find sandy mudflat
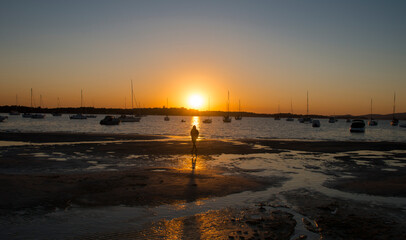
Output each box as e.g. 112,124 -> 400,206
1,132 -> 406,239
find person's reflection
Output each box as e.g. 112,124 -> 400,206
191,155 -> 197,170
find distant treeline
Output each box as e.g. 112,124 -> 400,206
1,105 -> 405,120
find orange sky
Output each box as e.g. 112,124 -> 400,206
1,1 -> 405,115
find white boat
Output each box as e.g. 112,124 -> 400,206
312,119 -> 320,128
85,115 -> 96,118
203,97 -> 213,124
368,99 -> 378,126
223,91 -> 232,123
122,80 -> 142,123
119,114 -> 141,122
0,116 -> 8,122
350,120 -> 366,133
164,98 -> 170,121
100,116 -> 120,125
391,92 -> 398,126
70,113 -> 87,119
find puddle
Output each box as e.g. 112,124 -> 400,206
384,160 -> 406,168
381,168 -> 398,172
33,152 -> 50,158
150,169 -> 168,172
51,152 -> 65,155
48,158 -> 67,162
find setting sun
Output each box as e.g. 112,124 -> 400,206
188,94 -> 204,110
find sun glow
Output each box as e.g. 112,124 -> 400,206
188,94 -> 204,110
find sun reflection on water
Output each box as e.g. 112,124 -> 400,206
191,116 -> 200,132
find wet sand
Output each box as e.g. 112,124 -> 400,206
1,132 -> 406,239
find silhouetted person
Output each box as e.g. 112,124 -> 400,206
190,125 -> 199,156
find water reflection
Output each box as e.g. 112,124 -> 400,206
191,116 -> 200,128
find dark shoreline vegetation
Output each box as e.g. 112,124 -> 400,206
1,105 -> 406,120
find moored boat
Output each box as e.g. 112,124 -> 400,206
70,113 -> 87,119
9,111 -> 20,115
203,118 -> 212,123
368,99 -> 378,126
31,113 -> 45,119
100,116 -> 120,125
312,119 -> 320,128
223,91 -> 232,123
391,92 -> 398,126
0,116 -> 8,122
118,115 -> 141,122
350,119 -> 365,133
328,117 -> 336,123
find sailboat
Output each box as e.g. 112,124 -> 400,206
203,97 -> 212,123
164,98 -> 170,121
286,98 -> 294,121
31,92 -> 45,119
10,94 -> 20,115
22,88 -> 34,118
299,91 -> 312,123
70,90 -> 87,119
368,99 -> 378,126
119,80 -> 141,122
391,92 -> 399,126
223,91 -> 232,123
235,99 -> 242,120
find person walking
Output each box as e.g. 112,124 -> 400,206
190,125 -> 199,156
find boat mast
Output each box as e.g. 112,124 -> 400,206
208,97 -> 211,117
40,95 -> 42,108
306,91 -> 309,117
30,88 -> 33,108
291,98 -> 293,114
81,89 -> 83,108
227,90 -> 230,116
57,97 -> 60,108
370,98 -> 373,120
131,80 -> 134,110
393,92 -> 396,120
239,99 -> 241,116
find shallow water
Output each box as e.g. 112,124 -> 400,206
1,149 -> 405,239
1,114 -> 406,142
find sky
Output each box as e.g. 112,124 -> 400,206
1,0 -> 405,115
